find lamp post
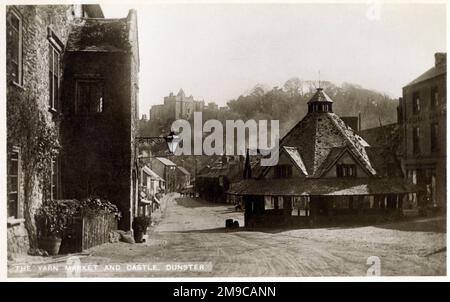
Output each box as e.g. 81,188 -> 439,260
133,131 -> 180,219
135,131 -> 180,155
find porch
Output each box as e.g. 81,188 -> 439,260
229,177 -> 417,228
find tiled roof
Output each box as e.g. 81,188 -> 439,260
359,123 -> 402,154
142,166 -> 164,181
365,147 -> 403,178
282,146 -> 308,176
156,157 -> 177,166
307,88 -> 334,103
197,168 -> 229,178
197,157 -> 243,182
277,109 -> 375,177
66,18 -> 130,52
227,177 -> 416,196
359,123 -> 404,177
177,166 -> 191,176
314,147 -> 346,176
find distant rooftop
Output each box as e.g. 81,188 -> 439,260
177,166 -> 191,176
156,157 -> 177,166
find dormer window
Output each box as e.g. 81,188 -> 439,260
275,165 -> 293,178
336,164 -> 356,177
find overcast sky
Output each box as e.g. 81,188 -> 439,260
101,2 -> 446,116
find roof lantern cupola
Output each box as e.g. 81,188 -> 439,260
307,88 -> 334,113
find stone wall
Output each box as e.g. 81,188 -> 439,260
6,5 -> 79,257
61,52 -> 133,230
7,222 -> 30,259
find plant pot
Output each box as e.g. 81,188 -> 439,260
133,231 -> 144,243
39,236 -> 62,255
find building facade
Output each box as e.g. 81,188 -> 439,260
228,88 -> 416,228
60,9 -> 140,230
6,5 -> 139,257
149,89 -> 205,121
399,53 -> 446,210
150,157 -> 177,192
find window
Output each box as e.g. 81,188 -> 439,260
48,30 -> 63,111
274,165 -> 292,178
47,156 -> 60,200
361,196 -> 375,209
264,196 -> 284,210
264,196 -> 275,210
7,9 -> 22,85
275,196 -> 284,209
333,196 -> 350,209
75,80 -> 104,114
336,164 -> 356,177
413,127 -> 420,154
291,196 -> 310,216
407,169 -> 417,185
412,92 -> 420,113
431,123 -> 439,152
430,87 -> 439,110
7,147 -> 20,218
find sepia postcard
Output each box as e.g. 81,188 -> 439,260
1,0 -> 448,282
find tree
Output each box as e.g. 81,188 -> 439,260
283,77 -> 303,96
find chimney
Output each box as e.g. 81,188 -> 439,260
435,52 -> 446,67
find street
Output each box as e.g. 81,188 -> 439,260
9,194 -> 446,277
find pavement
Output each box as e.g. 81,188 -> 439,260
8,194 -> 446,277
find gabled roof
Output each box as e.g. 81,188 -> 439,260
142,166 -> 164,181
66,17 -> 130,52
156,157 -> 177,166
177,88 -> 185,97
314,147 -> 346,176
282,146 -> 308,176
404,63 -> 446,88
177,166 -> 191,176
276,109 -> 375,177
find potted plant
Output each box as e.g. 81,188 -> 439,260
35,200 -> 76,255
132,216 -> 151,243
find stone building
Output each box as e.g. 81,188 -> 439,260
6,4 -> 139,257
398,53 -> 446,210
149,89 -> 205,121
149,157 -> 178,193
228,88 -> 416,228
60,9 -> 140,230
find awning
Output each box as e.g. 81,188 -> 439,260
227,177 -> 418,196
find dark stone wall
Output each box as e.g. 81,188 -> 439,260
402,73 -> 446,208
61,52 -> 133,230
6,5 -> 76,257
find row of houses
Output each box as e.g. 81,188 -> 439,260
6,4 -> 140,257
137,156 -> 191,215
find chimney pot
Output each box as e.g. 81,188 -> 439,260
435,52 -> 446,67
